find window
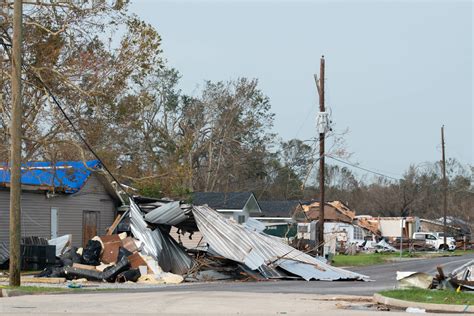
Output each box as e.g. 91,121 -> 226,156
414,234 -> 425,240
353,226 -> 364,240
426,234 -> 437,240
298,224 -> 309,233
237,215 -> 246,224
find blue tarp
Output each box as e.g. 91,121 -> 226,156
0,160 -> 100,194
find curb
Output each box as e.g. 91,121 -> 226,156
373,293 -> 473,313
0,288 -> 73,298
0,289 -> 34,298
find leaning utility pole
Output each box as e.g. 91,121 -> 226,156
9,0 -> 23,287
316,56 -> 325,257
441,126 -> 447,248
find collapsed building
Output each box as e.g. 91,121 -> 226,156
2,197 -> 369,284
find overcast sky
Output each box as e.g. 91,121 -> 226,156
130,0 -> 472,178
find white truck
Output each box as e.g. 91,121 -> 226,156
412,232 -> 456,251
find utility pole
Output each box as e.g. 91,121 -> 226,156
316,56 -> 325,257
9,0 -> 23,287
441,126 -> 447,248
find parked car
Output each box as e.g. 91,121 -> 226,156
412,232 -> 456,251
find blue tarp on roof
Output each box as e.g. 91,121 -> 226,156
0,160 -> 101,194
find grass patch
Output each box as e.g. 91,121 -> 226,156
332,249 -> 474,267
331,252 -> 415,267
380,288 -> 474,305
332,253 -> 388,266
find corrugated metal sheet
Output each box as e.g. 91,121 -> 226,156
192,205 -> 369,281
144,202 -> 189,226
129,199 -> 193,275
244,217 -> 266,233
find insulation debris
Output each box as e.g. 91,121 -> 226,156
48,234 -> 72,257
396,271 -> 433,289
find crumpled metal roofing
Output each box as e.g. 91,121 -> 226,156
450,260 -> 473,282
129,199 -> 193,275
144,201 -> 190,226
192,205 -> 369,281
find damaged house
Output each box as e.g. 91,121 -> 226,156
292,201 -> 378,253
0,160 -> 122,247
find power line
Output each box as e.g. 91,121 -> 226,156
325,155 -> 400,181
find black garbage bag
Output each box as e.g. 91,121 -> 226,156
36,266 -> 68,278
82,240 -> 102,266
102,256 -> 130,282
61,258 -> 73,267
36,266 -> 55,277
62,266 -> 103,281
60,246 -> 81,265
117,247 -> 133,262
116,268 -> 141,283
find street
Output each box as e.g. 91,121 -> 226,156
118,253 -> 474,296
0,254 -> 472,315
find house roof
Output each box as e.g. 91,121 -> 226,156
258,200 -> 301,217
299,200 -> 356,223
191,192 -> 255,210
0,160 -> 101,194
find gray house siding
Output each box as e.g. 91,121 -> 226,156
0,173 -> 116,247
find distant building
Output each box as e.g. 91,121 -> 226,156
0,160 -> 121,247
253,200 -> 300,238
191,191 -> 261,223
292,200 -> 355,223
355,216 -> 420,239
420,218 -> 465,238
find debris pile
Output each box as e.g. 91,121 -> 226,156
31,197 -> 369,284
38,232 -> 186,284
433,260 -> 473,291
396,261 -> 474,292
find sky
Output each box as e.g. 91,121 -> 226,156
129,0 -> 473,178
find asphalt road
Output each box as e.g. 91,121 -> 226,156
129,253 -> 474,296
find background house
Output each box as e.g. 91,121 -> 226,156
359,216 -> 420,239
420,218 -> 463,238
191,191 -> 261,223
253,200 -> 299,238
292,200 -> 355,223
0,160 -> 121,247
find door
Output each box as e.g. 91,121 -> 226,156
50,207 -> 58,239
83,211 -> 99,246
425,234 -> 437,247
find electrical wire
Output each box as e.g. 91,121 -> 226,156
325,155 -> 400,181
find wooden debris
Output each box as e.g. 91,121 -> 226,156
106,215 -> 122,235
72,263 -> 97,271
